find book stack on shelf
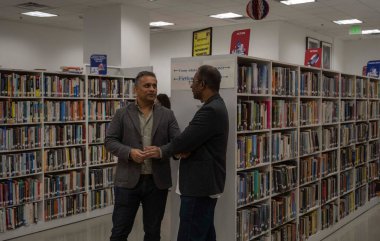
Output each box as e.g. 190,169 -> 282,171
0,69 -> 137,239
171,55 -> 380,241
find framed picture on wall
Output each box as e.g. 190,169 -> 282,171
306,37 -> 319,49
192,27 -> 212,56
321,41 -> 332,69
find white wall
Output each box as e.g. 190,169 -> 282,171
343,38 -> 380,75
0,20 -> 83,72
151,21 -> 281,95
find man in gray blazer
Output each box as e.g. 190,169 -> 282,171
145,65 -> 229,241
105,71 -> 180,241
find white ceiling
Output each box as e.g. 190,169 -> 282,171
0,0 -> 379,40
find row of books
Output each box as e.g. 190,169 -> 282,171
321,151 -> 338,176
300,72 -> 320,96
355,166 -> 367,187
237,204 -> 270,241
272,100 -> 297,128
321,203 -> 338,230
299,210 -> 318,241
369,182 -> 379,199
89,123 -> 109,144
237,99 -> 271,131
272,164 -> 297,194
322,126 -> 338,150
271,191 -> 296,228
236,134 -> 270,169
44,193 -> 87,221
341,76 -> 355,97
356,101 -> 367,121
0,126 -> 41,151
0,100 -> 42,124
44,147 -> 86,172
339,191 -> 355,219
0,73 -> 41,97
300,129 -> 319,156
0,202 -> 38,232
369,141 -> 380,160
356,78 -> 368,98
355,186 -> 366,208
123,79 -> 136,99
354,145 -> 366,166
322,101 -> 339,124
369,121 -> 379,139
368,101 -> 380,119
88,78 -> 121,98
300,100 -> 319,126
321,176 -> 338,204
0,178 -> 41,207
272,131 -> 298,162
340,101 -> 355,121
368,80 -> 379,98
44,171 -> 85,198
89,167 -> 115,190
300,156 -> 320,184
89,145 -> 116,165
272,67 -> 297,96
357,123 -> 368,142
88,100 -> 124,121
44,100 -> 85,122
299,184 -> 319,213
44,124 -> 86,147
44,76 -> 84,98
368,161 -> 380,181
237,170 -> 270,206
340,124 -> 356,146
322,75 -> 339,97
271,223 -> 296,241
0,151 -> 42,178
340,171 -> 353,194
237,64 -> 269,94
90,188 -> 114,210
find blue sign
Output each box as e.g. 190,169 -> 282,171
367,60 -> 380,78
90,54 -> 107,75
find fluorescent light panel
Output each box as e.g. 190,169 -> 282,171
209,12 -> 242,19
149,21 -> 174,27
22,11 -> 57,17
362,29 -> 380,35
280,0 -> 315,5
333,19 -> 362,25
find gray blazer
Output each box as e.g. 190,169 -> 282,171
105,103 -> 180,189
161,94 -> 229,196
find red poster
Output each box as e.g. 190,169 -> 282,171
304,48 -> 322,67
230,29 -> 250,55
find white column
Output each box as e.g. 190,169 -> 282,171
83,4 -> 150,68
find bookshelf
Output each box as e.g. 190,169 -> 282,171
170,55 -> 380,241
0,69 -> 137,239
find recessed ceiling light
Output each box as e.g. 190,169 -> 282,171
333,19 -> 362,25
149,21 -> 174,27
362,29 -> 380,35
22,11 -> 58,17
280,0 -> 315,5
209,12 -> 243,19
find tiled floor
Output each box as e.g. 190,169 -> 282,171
7,204 -> 380,241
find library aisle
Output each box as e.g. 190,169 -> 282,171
6,204 -> 380,241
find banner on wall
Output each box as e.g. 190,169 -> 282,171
230,29 -> 250,55
192,27 -> 212,56
366,60 -> 380,78
304,48 -> 322,68
90,54 -> 107,75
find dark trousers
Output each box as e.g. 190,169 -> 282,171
110,175 -> 168,241
177,196 -> 218,241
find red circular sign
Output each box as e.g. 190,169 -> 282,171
246,0 -> 270,20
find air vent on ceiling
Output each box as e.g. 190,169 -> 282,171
150,26 -> 171,32
16,2 -> 51,10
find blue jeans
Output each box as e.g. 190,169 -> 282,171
110,175 -> 168,241
177,196 -> 218,241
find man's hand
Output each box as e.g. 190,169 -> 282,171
130,148 -> 146,163
144,146 -> 161,159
